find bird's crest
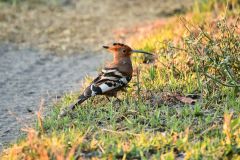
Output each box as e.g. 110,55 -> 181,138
103,43 -> 153,56
113,43 -> 125,46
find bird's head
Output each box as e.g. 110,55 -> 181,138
103,43 -> 152,58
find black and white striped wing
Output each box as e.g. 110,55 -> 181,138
83,68 -> 131,97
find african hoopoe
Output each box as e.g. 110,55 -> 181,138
59,43 -> 153,118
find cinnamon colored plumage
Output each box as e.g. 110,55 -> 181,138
59,43 -> 152,118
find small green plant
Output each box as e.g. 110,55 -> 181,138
0,0 -> 63,6
0,0 -> 20,5
149,65 -> 156,81
193,0 -> 240,13
183,18 -> 240,96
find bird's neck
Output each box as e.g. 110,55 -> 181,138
110,55 -> 133,76
113,55 -> 131,65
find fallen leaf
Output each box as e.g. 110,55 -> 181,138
175,95 -> 197,105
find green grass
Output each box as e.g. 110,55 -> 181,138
1,0 -> 240,159
0,0 -> 62,5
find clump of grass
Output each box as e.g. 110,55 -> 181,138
0,0 -> 19,4
184,18 -> 240,95
0,0 -> 64,6
2,109 -> 240,159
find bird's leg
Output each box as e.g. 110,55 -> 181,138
115,97 -> 121,103
105,96 -> 111,102
112,93 -> 122,106
112,97 -> 122,110
58,103 -> 76,119
105,92 -> 122,106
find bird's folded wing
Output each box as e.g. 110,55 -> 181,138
86,67 -> 131,96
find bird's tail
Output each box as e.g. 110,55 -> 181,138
58,94 -> 88,118
69,95 -> 88,110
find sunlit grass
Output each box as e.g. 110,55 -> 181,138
1,0 -> 240,159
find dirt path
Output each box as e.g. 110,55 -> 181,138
0,44 -> 109,150
0,0 -> 193,150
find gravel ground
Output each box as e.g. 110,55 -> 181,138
0,0 -> 193,151
0,44 -> 109,150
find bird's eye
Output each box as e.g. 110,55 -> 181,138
122,49 -> 126,53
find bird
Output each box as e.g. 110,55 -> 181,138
58,43 -> 153,118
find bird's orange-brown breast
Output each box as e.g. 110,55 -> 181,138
108,56 -> 133,77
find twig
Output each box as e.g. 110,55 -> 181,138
97,143 -> 105,154
179,17 -> 192,33
136,66 -> 141,100
204,73 -> 240,87
224,0 -> 229,18
200,125 -> 218,136
37,99 -> 45,134
8,110 -> 29,129
101,128 -> 139,136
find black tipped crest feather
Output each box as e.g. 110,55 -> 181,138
113,43 -> 125,46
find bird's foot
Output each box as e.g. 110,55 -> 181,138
112,98 -> 122,107
58,103 -> 76,119
58,108 -> 69,119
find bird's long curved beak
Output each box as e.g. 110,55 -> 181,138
131,50 -> 153,55
103,46 -> 109,49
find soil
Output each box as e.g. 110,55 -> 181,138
0,0 -> 193,151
